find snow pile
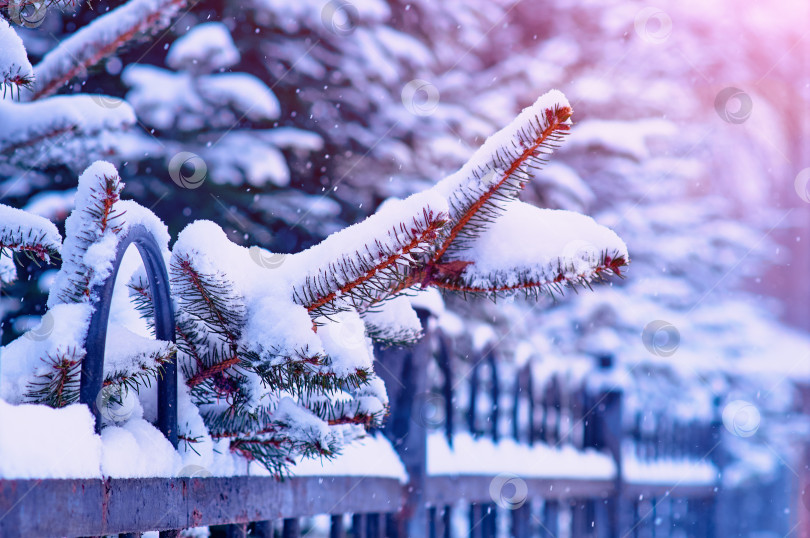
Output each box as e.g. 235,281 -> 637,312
0,17 -> 33,96
250,0 -> 391,33
166,22 -> 240,72
564,118 -> 677,161
0,96 -> 135,170
122,24 -> 296,188
294,433 -> 408,481
0,202 -> 62,260
1,162 -> 174,413
461,201 -> 628,291
623,451 -> 717,486
428,432 -> 616,480
0,400 -> 102,479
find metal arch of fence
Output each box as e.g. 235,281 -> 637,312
0,224 -> 721,538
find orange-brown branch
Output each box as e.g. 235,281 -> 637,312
31,0 -> 188,100
0,241 -> 57,261
304,210 -> 446,313
433,106 -> 572,262
0,125 -> 76,156
185,355 -> 240,388
434,255 -> 627,295
176,258 -> 239,344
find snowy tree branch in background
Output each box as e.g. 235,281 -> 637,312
0,203 -> 61,262
1,14 -> 137,172
29,0 -> 188,100
0,17 -> 33,98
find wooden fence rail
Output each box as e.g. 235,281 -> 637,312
0,222 -> 721,537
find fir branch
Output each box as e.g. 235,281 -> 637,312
25,348 -> 83,407
1,69 -> 33,101
184,352 -> 243,389
247,347 -> 372,397
178,433 -> 203,456
0,228 -> 61,264
434,251 -> 628,300
102,346 -> 176,392
0,16 -> 34,100
170,255 -> 245,345
55,170 -> 124,305
293,208 -> 447,319
127,273 -> 156,335
0,203 -> 62,263
0,124 -> 74,157
434,104 -> 573,262
29,0 -> 189,100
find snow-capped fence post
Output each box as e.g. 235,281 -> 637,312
377,307 -> 434,536
437,331 -> 455,448
590,354 -> 624,538
79,224 -> 178,446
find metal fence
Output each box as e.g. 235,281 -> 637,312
0,224 -> 721,537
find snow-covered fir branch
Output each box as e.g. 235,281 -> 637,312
0,203 -> 61,262
29,0 -> 189,100
0,18 -> 33,99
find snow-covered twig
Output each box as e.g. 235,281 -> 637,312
30,0 -> 188,100
0,203 -> 62,262
0,18 -> 33,99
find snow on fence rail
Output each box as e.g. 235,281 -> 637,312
0,219 -> 719,537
